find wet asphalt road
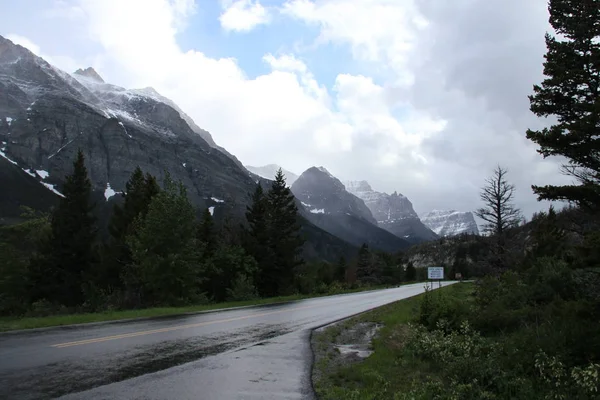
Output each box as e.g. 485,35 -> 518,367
0,282 -> 456,400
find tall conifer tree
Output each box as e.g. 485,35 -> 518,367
527,0 -> 600,211
266,168 -> 304,295
31,149 -> 96,306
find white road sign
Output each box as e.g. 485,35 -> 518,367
428,267 -> 444,280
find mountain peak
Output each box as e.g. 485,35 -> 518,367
245,164 -> 299,185
421,210 -> 479,237
73,67 -> 104,83
343,180 -> 373,192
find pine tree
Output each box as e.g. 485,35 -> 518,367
103,167 -> 160,292
405,262 -> 417,281
530,206 -> 568,260
335,256 -> 347,282
30,149 -> 96,307
266,168 -> 304,296
197,207 -> 216,257
244,183 -> 275,296
527,0 -> 600,212
356,243 -> 378,284
127,173 -> 202,306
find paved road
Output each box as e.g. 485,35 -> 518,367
0,282 -> 456,400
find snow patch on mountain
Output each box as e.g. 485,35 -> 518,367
104,183 -> 117,200
42,182 -> 64,198
421,210 -> 480,237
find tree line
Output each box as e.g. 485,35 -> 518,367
0,162 -> 419,316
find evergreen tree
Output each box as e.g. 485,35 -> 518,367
127,174 -> 202,306
356,243 -> 375,283
405,262 -> 417,281
335,256 -> 347,282
197,207 -> 216,257
244,183 -> 275,296
265,168 -> 304,296
103,167 -> 160,292
530,206 -> 568,260
30,149 -> 96,307
527,0 -> 600,212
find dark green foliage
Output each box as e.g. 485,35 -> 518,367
197,207 -> 216,256
102,167 -> 160,294
127,174 -> 203,306
244,183 -> 274,292
265,168 -> 304,295
0,242 -> 29,315
30,149 -> 97,307
405,262 -> 416,281
226,274 -> 259,302
203,244 -> 258,302
355,243 -> 384,285
0,209 -> 51,315
528,206 -> 569,261
526,0 -> 600,212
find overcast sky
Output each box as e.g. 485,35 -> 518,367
2,0 -> 571,218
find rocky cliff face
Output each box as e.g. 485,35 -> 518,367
245,164 -> 299,186
294,168 -> 375,223
0,35 -> 255,217
421,210 -> 480,237
343,180 -> 438,243
291,167 -> 409,252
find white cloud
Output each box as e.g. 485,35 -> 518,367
219,0 -> 271,32
8,0 -> 568,222
4,33 -> 79,72
5,34 -> 41,55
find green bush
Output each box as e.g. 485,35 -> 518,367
225,274 -> 259,302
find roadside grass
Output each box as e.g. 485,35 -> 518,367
313,282 -> 475,400
0,282 -> 424,333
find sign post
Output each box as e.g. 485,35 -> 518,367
427,266 -> 444,289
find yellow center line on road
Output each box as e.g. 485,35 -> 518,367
51,300 -> 345,348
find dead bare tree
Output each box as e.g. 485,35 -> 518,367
475,166 -> 522,236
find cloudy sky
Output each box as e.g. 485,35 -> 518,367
2,0 -> 570,218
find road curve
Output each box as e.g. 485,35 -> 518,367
0,282 -> 456,400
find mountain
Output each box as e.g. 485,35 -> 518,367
245,164 -> 299,186
0,35 -> 357,262
421,210 -> 480,237
291,167 -> 410,253
343,180 -> 438,243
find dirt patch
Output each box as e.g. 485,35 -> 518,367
311,320 -> 382,386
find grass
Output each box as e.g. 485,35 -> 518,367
0,282 -> 417,333
312,282 -> 475,400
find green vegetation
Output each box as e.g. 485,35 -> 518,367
313,3 -> 600,398
313,283 -> 474,400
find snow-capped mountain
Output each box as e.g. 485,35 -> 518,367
291,167 -> 409,252
421,210 -> 480,237
0,34 -> 254,214
245,164 -> 299,186
344,180 -> 438,243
